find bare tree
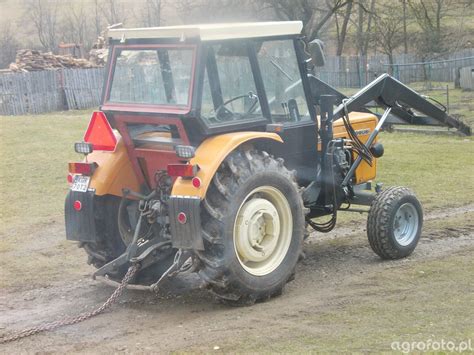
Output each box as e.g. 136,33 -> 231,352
176,0 -> 353,41
0,22 -> 20,69
138,0 -> 162,27
93,0 -> 103,37
354,0 -> 375,57
100,0 -> 127,26
61,2 -> 87,47
260,0 -> 354,41
407,0 -> 468,58
401,0 -> 408,54
306,0 -> 354,40
176,0 -> 256,23
335,0 -> 353,55
24,0 -> 60,52
374,3 -> 405,69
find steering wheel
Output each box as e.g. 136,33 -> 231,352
213,92 -> 259,121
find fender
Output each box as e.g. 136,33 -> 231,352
171,132 -> 283,199
88,138 -> 140,196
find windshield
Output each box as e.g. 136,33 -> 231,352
107,46 -> 195,108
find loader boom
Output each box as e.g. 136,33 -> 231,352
309,73 -> 471,136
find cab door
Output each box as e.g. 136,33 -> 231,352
255,38 -> 319,186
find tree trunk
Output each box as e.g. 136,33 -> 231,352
362,0 -> 376,56
336,0 -> 353,56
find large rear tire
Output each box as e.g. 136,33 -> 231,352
367,186 -> 423,260
197,148 -> 305,305
82,195 -> 126,268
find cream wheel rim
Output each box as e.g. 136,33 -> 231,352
233,186 -> 293,276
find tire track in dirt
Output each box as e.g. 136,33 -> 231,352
0,204 -> 473,352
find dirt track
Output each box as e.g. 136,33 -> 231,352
1,205 -> 473,353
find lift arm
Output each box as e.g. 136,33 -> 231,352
309,73 -> 471,136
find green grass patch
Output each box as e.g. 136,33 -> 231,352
0,111 -> 472,234
376,132 -> 473,209
190,251 -> 474,353
0,110 -> 91,232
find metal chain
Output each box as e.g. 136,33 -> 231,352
0,263 -> 140,344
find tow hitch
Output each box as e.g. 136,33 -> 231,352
93,188 -> 197,291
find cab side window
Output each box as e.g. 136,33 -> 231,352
257,40 -> 310,123
201,44 -> 262,126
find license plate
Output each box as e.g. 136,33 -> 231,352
71,175 -> 91,192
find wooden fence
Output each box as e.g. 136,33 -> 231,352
1,49 -> 473,115
0,68 -> 104,115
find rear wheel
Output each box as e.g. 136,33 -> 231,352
367,186 -> 423,259
82,195 -> 125,268
197,148 -> 305,305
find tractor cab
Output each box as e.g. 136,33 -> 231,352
100,22 -> 325,189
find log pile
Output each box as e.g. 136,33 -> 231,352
6,24 -> 123,72
9,49 -> 102,72
88,26 -> 113,66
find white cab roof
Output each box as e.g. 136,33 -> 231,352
108,21 -> 303,41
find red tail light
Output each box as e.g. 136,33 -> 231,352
192,177 -> 202,188
73,200 -> 82,211
68,162 -> 97,176
167,164 -> 198,178
177,212 -> 187,224
83,111 -> 117,151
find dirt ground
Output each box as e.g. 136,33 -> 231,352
1,204 -> 473,353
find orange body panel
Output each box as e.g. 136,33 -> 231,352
332,112 -> 378,184
85,114 -> 376,198
171,132 -> 283,199
87,138 -> 140,196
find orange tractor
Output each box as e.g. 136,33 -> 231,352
66,22 -> 470,304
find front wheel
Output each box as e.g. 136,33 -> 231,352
197,148 -> 305,305
367,186 -> 423,259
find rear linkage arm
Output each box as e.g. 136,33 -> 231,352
93,188 -> 195,291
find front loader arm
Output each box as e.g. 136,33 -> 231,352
309,73 -> 471,136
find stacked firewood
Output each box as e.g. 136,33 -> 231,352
9,49 -> 102,72
88,24 -> 122,66
88,38 -> 108,66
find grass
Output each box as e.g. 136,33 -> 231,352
209,251 -> 474,353
376,132 -> 473,209
185,212 -> 474,353
0,110 -> 472,234
0,111 -> 472,351
0,110 -> 91,233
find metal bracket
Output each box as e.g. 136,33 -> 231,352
342,107 -> 392,186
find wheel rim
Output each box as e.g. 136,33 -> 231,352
393,202 -> 419,246
233,186 -> 293,276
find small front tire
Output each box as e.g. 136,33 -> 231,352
367,186 -> 423,260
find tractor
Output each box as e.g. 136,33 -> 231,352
65,21 -> 471,305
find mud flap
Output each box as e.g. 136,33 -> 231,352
168,196 -> 204,250
65,190 -> 98,242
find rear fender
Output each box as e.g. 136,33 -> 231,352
171,132 -> 283,199
87,138 -> 140,196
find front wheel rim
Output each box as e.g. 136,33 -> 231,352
233,186 -> 293,276
393,202 -> 419,246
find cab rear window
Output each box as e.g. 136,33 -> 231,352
107,46 -> 195,108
